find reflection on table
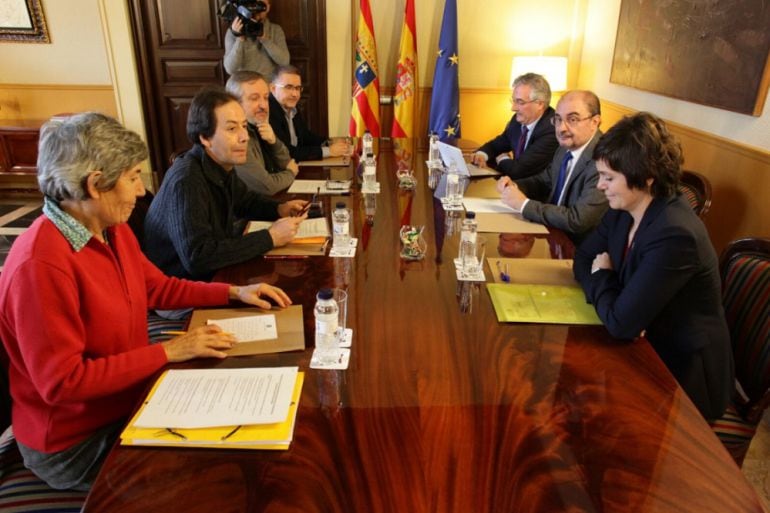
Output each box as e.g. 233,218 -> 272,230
83,140 -> 762,513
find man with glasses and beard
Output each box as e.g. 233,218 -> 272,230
496,90 -> 608,243
471,73 -> 559,179
226,71 -> 299,195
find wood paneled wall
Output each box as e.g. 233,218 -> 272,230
600,100 -> 770,255
0,85 -> 117,121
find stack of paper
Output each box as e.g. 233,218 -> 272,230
249,218 -> 330,255
189,305 -> 305,356
121,367 -> 304,450
486,283 -> 601,325
287,179 -> 351,194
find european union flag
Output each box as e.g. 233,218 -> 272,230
429,0 -> 461,142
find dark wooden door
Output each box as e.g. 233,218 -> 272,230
128,0 -> 328,181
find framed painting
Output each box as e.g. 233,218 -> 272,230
0,0 -> 50,43
610,0 -> 770,116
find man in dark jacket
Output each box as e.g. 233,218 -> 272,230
269,65 -> 351,162
472,72 -> 559,180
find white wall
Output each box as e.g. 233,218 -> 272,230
579,0 -> 770,152
0,0 -> 111,84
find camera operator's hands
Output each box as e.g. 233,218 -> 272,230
256,121 -> 277,144
231,17 -> 244,38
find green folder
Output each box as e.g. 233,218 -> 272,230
486,283 -> 602,325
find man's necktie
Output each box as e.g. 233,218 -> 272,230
515,125 -> 529,157
550,151 -> 573,205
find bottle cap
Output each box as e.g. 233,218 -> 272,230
466,211 -> 476,219
336,202 -> 346,209
317,288 -> 333,300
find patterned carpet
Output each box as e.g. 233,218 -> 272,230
0,198 -> 768,508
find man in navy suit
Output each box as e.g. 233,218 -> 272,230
269,65 -> 351,162
471,73 -> 559,179
497,90 -> 608,242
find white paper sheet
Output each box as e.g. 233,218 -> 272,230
133,367 -> 298,428
248,217 -> 330,239
207,314 -> 278,342
461,197 -> 517,214
287,179 -> 351,194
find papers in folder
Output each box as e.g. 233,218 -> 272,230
437,141 -> 500,177
189,305 -> 305,356
287,179 -> 351,194
486,283 -> 602,325
461,198 -> 549,234
121,368 -> 304,450
249,217 -> 330,255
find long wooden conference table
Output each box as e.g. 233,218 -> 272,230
84,141 -> 763,512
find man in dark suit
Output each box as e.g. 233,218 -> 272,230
471,73 -> 559,180
269,65 -> 351,162
497,90 -> 608,242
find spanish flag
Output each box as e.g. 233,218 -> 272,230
391,0 -> 417,138
349,0 -> 380,137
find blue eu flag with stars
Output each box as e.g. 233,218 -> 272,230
429,0 -> 461,142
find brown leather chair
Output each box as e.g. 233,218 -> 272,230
678,169 -> 712,219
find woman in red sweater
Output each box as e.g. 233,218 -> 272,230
0,112 -> 292,490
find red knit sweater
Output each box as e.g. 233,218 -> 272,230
0,218 -> 230,452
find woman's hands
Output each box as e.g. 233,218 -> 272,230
591,252 -> 613,274
229,283 -> 292,309
162,325 -> 236,362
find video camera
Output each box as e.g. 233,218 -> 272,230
220,0 -> 267,40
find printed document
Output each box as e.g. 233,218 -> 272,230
207,314 -> 278,342
133,367 -> 298,428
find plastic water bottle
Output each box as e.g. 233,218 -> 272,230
332,202 -> 350,247
362,130 -> 374,159
445,163 -> 462,207
459,211 -> 478,263
314,288 -> 339,352
362,155 -> 376,187
429,133 -> 440,162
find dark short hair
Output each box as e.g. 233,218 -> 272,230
187,86 -> 240,145
593,112 -> 682,198
272,64 -> 302,83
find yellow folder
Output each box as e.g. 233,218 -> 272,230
120,372 -> 304,450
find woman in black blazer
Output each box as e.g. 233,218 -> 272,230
574,112 -> 733,420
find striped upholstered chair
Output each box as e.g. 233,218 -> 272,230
0,362 -> 88,512
678,170 -> 713,219
710,237 -> 770,467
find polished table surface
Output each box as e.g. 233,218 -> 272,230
84,141 -> 763,512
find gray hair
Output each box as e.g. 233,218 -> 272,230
225,70 -> 267,100
37,112 -> 147,201
512,72 -> 552,105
